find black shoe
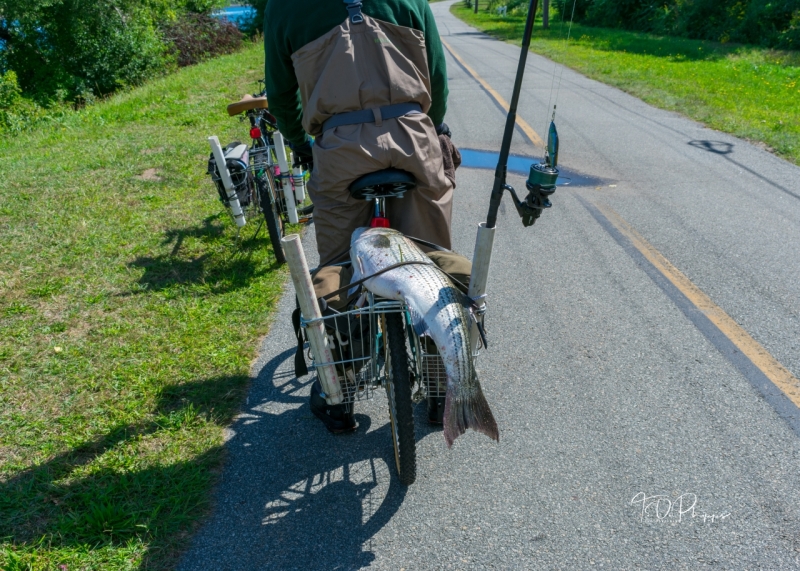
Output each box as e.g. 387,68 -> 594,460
310,380 -> 357,433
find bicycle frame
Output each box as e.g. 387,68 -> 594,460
282,177 -> 479,485
241,107 -> 301,226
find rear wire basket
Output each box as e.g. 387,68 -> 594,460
208,157 -> 252,208
301,295 -> 406,404
300,291 -> 479,405
207,143 -> 286,219
248,146 -> 272,174
420,339 -> 447,398
410,313 -> 480,401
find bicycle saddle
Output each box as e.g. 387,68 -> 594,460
227,94 -> 269,116
348,168 -> 416,200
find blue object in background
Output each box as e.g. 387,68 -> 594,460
213,5 -> 256,28
458,148 -> 603,187
459,148 -> 536,175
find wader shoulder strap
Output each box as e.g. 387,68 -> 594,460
343,0 -> 364,24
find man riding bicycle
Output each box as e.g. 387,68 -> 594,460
264,0 -> 461,433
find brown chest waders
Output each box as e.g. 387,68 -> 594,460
291,0 -> 454,272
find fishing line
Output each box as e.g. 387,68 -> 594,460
542,0 -> 579,159
542,3 -> 568,138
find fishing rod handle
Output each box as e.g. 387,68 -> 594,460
467,223 -> 496,353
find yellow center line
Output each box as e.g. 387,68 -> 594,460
441,39 -> 544,148
595,201 -> 800,406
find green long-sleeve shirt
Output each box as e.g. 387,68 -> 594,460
263,0 -> 448,146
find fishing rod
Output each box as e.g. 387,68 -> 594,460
466,0 -> 561,352
487,0 -> 558,228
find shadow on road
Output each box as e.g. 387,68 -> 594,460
178,348 -> 421,571
452,31 -> 495,38
688,139 -> 733,155
688,139 -> 800,201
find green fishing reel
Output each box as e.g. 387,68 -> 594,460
508,119 -> 560,227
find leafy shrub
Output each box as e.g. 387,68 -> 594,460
551,0 -> 800,49
779,10 -> 800,49
0,0 -> 229,107
486,0 -> 531,14
1,0 -> 171,103
0,71 -> 62,135
162,13 -> 244,67
0,71 -> 22,110
553,0 -> 593,22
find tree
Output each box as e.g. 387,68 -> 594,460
0,0 -> 226,102
552,0 -> 800,49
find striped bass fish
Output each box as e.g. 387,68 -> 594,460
350,227 -> 499,447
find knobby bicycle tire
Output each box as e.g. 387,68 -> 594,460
256,170 -> 286,264
384,312 -> 416,485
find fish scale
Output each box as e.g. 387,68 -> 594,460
350,227 -> 499,447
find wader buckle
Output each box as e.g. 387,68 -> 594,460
343,0 -> 364,24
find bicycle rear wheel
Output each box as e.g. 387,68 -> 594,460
255,169 -> 286,264
383,312 -> 416,485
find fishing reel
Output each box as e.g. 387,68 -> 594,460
508,120 -> 560,227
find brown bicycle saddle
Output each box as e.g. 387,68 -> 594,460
227,94 -> 269,116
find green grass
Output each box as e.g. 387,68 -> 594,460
0,41 -> 287,569
452,3 -> 800,165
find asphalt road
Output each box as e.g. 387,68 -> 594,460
179,2 -> 800,569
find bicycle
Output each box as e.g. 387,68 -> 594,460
289,168 -> 476,486
207,81 -> 311,263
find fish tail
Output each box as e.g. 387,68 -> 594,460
442,382 -> 499,448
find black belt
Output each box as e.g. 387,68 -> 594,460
321,102 -> 423,132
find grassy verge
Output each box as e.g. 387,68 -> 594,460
0,41 -> 285,569
452,3 -> 800,165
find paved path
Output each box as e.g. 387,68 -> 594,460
180,2 -> 800,568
